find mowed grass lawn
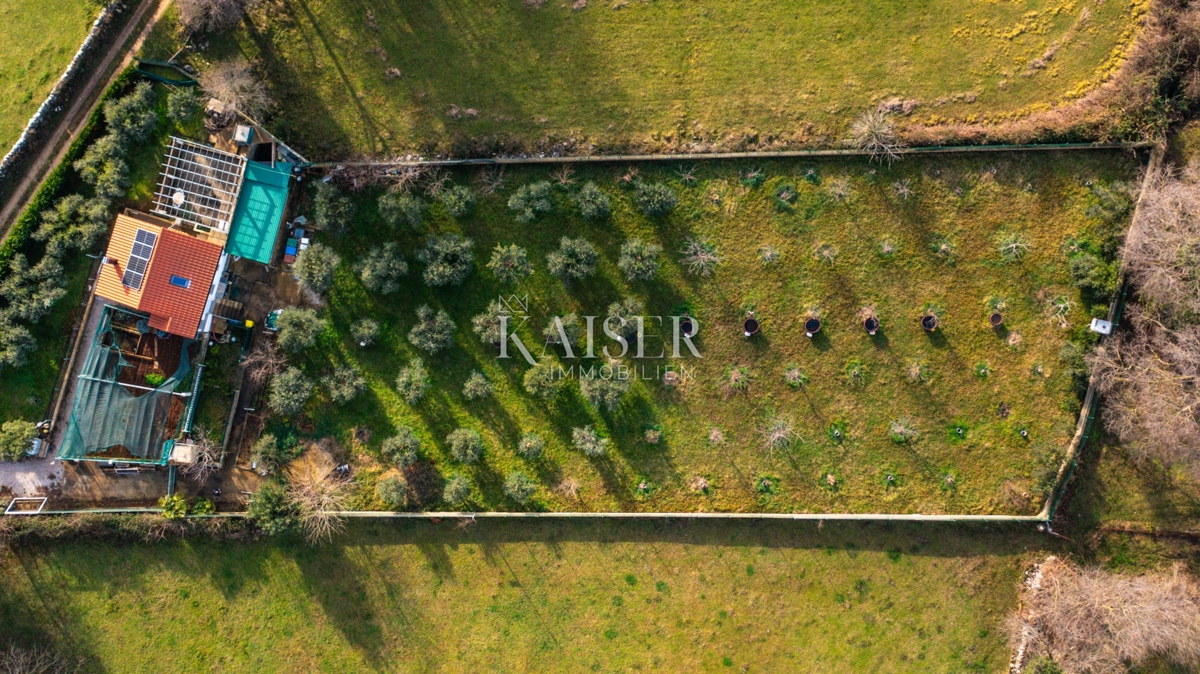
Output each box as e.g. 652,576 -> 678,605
167,0 -> 1143,157
0,520 -> 1042,672
0,0 -> 100,153
293,150 -> 1139,515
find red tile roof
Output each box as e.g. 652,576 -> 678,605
95,214 -> 223,338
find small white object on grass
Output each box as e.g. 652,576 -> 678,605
1089,318 -> 1113,335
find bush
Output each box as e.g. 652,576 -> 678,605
159,494 -> 188,519
680,238 -> 720,276
376,473 -> 409,509
573,181 -> 611,219
462,370 -> 493,400
440,184 -> 476,217
268,367 -> 313,416
408,305 -> 456,354
998,233 -> 1032,261
73,134 -> 128,200
395,358 -> 429,404
572,426 -> 608,457
443,473 -> 472,505
246,481 -> 298,536
312,181 -> 355,234
849,109 -> 902,163
504,471 -> 538,504
487,243 -> 533,284
605,297 -> 644,341
471,300 -> 509,345
382,427 -> 422,467
355,242 -> 408,293
1069,252 -> 1120,299
276,307 -> 327,353
292,243 -> 341,294
543,313 -> 581,347
523,359 -> 565,399
191,497 -> 216,515
447,428 -> 484,464
634,181 -> 677,216
580,366 -> 631,411
508,181 -> 555,222
322,364 -> 365,404
617,238 -> 662,281
167,87 -> 202,122
0,419 -> 37,461
350,318 -> 380,347
517,432 -> 544,460
417,234 -> 474,286
546,237 -> 598,282
249,433 -> 284,474
378,191 -> 423,229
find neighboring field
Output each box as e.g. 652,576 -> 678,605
144,0 -> 1144,157
290,150 -> 1139,515
0,520 -> 1040,672
0,0 -> 100,154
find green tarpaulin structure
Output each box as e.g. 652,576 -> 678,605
226,161 -> 293,264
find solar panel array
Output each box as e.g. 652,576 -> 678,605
151,137 -> 246,233
121,229 -> 157,290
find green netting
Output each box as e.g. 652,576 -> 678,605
57,306 -> 192,464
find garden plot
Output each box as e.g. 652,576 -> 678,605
278,150 -> 1140,514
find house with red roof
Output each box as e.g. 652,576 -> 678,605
94,212 -> 226,339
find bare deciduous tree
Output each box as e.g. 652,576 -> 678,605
1122,161 -> 1200,321
0,644 -> 81,674
474,166 -> 505,195
1088,305 -> 1200,480
177,0 -> 254,36
285,451 -> 348,544
1009,557 -> 1200,674
242,339 -> 284,387
849,109 -> 904,164
180,425 -> 222,484
199,59 -> 271,122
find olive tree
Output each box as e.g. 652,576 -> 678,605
408,305 -> 456,354
417,234 -> 474,286
268,367 -> 313,416
355,242 -> 408,294
546,237 -> 598,283
275,307 -> 327,353
292,243 -> 341,294
487,243 -> 533,283
617,238 -> 662,281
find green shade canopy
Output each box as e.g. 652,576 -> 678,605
227,161 -> 293,263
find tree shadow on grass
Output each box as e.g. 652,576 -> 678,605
292,541 -> 389,667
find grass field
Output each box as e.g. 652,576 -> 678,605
287,150 -> 1139,515
0,0 -> 101,154
0,519 -> 1042,673
144,0 -> 1145,158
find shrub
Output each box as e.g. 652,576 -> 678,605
508,181 -> 554,222
998,233 -> 1032,261
191,497 -> 216,515
634,181 -> 677,216
275,307 -> 326,352
546,237 -> 598,282
382,427 -> 422,467
543,313 -> 581,347
930,235 -> 957,261
487,243 -> 533,284
417,234 -> 474,286
523,359 -> 565,399
574,181 -> 611,219
159,494 -> 188,519
517,432 -> 544,460
395,358 -> 429,404
774,183 -> 797,209
322,365 -> 365,404
249,433 -> 283,474
447,428 -> 484,464
443,473 -> 472,505
268,367 -> 313,415
167,87 -> 202,122
758,245 -> 781,265
617,238 -> 662,281
472,300 -> 509,344
849,109 -> 902,163
605,297 -> 644,341
740,167 -> 765,187
378,191 -> 423,230
1069,252 -> 1119,299
572,426 -> 609,457
0,419 -> 37,461
440,184 -> 476,217
462,371 -> 493,400
311,181 -> 355,235
246,481 -> 298,536
761,416 -> 795,453
103,82 -> 157,145
408,305 -> 456,354
376,473 -> 409,509
355,242 -> 407,293
350,318 -> 380,347
292,243 -> 341,293
680,238 -> 720,276
504,471 -> 538,504
783,366 -> 809,388
889,420 -> 918,443
579,365 -> 631,411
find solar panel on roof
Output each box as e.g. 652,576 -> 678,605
121,229 -> 157,290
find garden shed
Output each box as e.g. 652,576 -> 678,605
226,160 -> 293,264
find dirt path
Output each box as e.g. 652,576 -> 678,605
0,0 -> 169,239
